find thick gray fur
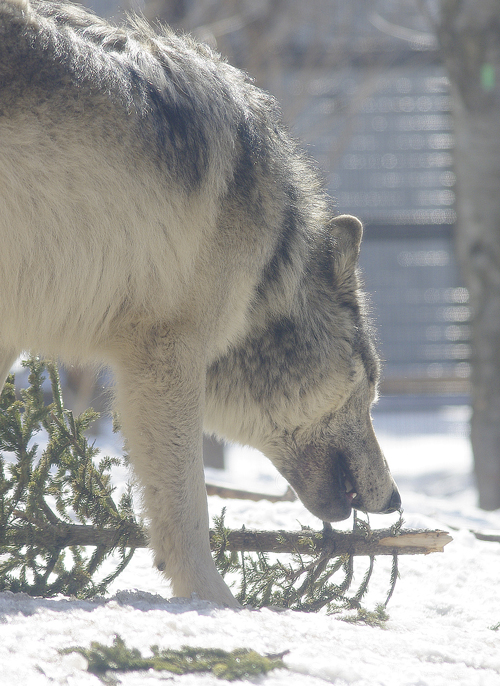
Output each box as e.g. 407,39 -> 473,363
0,0 -> 399,606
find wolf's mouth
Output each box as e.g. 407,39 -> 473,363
336,455 -> 355,495
338,457 -> 361,509
344,477 -> 357,503
282,447 -> 365,521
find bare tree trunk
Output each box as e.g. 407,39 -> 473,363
461,120 -> 500,510
456,111 -> 500,510
437,0 -> 500,509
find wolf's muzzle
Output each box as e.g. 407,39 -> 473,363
381,487 -> 402,514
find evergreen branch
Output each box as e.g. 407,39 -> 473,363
0,358 -> 140,598
48,410 -> 120,521
2,520 -> 452,555
353,556 -> 375,606
46,361 -> 64,420
208,527 -> 453,555
384,554 -> 399,607
0,356 -> 452,613
63,635 -> 286,680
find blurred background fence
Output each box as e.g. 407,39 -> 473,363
66,0 -> 474,460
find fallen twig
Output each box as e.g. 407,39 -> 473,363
472,531 -> 500,543
205,483 -> 296,503
209,527 -> 452,556
0,358 -> 453,605
443,521 -> 500,544
4,519 -> 452,556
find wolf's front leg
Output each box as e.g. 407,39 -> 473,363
111,327 -> 238,607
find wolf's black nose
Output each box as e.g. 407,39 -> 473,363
383,487 -> 401,514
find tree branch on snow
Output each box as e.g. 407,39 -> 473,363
0,358 -> 452,616
4,516 -> 452,556
205,482 -> 297,503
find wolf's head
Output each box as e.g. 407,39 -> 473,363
206,214 -> 400,522
266,376 -> 401,522
255,215 -> 400,521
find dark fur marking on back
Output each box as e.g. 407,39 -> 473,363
135,72 -> 210,189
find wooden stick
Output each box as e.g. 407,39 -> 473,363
469,530 -> 500,543
5,522 -> 452,556
205,483 -> 297,503
210,528 -> 452,556
443,521 -> 500,544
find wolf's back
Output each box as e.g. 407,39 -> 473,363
0,0 -> 30,12
0,0 -> 31,25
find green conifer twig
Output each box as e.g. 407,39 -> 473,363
63,635 -> 286,680
0,357 -> 140,598
0,357 -> 451,617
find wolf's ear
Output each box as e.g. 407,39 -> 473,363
329,214 -> 363,275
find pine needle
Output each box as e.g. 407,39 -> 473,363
63,635 -> 286,680
0,356 -> 402,618
213,511 -> 401,620
0,357 -> 140,598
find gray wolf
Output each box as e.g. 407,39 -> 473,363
0,0 -> 400,606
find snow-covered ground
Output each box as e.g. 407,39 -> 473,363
1,405 -> 500,686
